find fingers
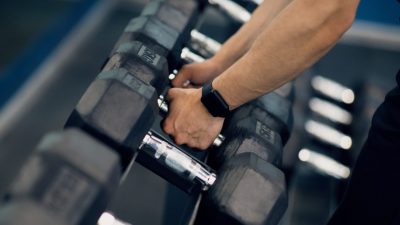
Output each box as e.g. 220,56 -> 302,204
172,65 -> 193,87
162,88 -> 223,150
164,118 -> 217,150
163,117 -> 174,135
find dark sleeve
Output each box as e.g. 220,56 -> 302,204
327,70 -> 400,225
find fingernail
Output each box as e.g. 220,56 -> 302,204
183,80 -> 190,87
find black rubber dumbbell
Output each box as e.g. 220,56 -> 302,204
196,152 -> 288,225
209,114 -> 283,170
112,0 -> 200,73
97,153 -> 288,225
227,91 -> 293,145
103,40 -> 169,93
141,0 -> 200,53
0,129 -> 121,225
92,154 -> 287,225
112,0 -> 244,73
65,67 -> 159,170
142,0 -> 222,59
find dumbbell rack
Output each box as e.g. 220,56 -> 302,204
0,1 -> 291,225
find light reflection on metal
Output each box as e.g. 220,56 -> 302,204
299,148 -> 350,179
209,0 -> 251,23
98,212 -> 131,225
305,120 -> 352,150
309,98 -> 353,125
311,76 -> 355,104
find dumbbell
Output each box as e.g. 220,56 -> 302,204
111,0 -> 247,73
140,124 -> 287,225
156,93 -> 288,225
111,0 -> 201,73
103,39 -> 209,95
138,0 -> 231,65
234,0 -> 263,8
308,97 -> 353,136
98,153 -> 287,225
298,147 -> 351,180
304,119 -> 352,151
228,91 -> 293,145
0,129 -> 121,225
98,212 -> 131,225
191,98 -> 289,225
97,155 -> 287,225
142,0 -> 225,62
310,75 -> 356,106
195,152 -> 287,225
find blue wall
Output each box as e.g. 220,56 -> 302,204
356,0 -> 400,26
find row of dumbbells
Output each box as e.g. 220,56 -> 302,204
79,0 -> 293,224
0,1 -> 293,225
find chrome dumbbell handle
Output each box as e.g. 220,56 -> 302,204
141,132 -> 217,190
181,47 -> 206,64
209,0 -> 251,23
189,30 -> 222,57
250,0 -> 263,5
98,212 -> 132,225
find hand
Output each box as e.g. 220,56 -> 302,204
172,59 -> 224,88
163,88 -> 224,150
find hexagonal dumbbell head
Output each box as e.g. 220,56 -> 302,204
104,41 -> 169,93
196,153 -> 287,225
228,92 -> 293,144
210,117 -> 283,170
2,129 -> 121,225
65,68 -> 158,169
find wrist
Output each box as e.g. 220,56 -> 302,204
212,78 -> 241,110
210,54 -> 231,74
201,81 -> 230,118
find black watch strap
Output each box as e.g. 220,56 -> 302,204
201,82 -> 230,117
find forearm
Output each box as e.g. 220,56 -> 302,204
213,0 -> 359,109
212,0 -> 292,71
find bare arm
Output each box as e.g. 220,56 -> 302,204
214,0 -> 360,109
212,0 -> 293,71
165,0 -> 360,149
173,0 -> 292,87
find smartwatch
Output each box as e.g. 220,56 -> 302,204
201,81 -> 230,117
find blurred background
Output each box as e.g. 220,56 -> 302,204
0,0 -> 399,225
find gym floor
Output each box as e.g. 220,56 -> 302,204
0,1 -> 399,225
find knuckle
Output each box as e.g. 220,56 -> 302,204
199,142 -> 209,150
163,119 -> 174,134
175,134 -> 186,145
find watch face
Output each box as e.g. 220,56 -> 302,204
201,82 -> 230,117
